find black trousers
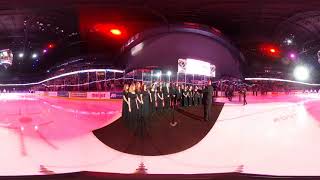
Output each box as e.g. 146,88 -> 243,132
171,96 -> 176,108
204,103 -> 212,121
243,95 -> 247,105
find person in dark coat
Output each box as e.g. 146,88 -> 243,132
157,86 -> 164,112
128,83 -> 139,129
182,85 -> 189,107
170,83 -> 177,108
149,83 -> 157,114
253,84 -> 258,96
242,86 -> 248,105
213,82 -> 218,97
141,84 -> 150,120
122,84 -> 130,127
163,82 -> 171,110
194,86 -> 200,106
136,84 -> 150,136
176,85 -> 182,107
188,86 -> 194,106
203,80 -> 213,121
136,82 -> 143,119
199,86 -> 204,105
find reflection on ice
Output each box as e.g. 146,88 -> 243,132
0,93 -> 37,101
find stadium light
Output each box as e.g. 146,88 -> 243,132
156,72 -> 161,77
110,29 -> 122,36
32,53 -> 38,59
167,71 -> 172,83
293,66 -> 309,81
290,53 -> 296,59
18,53 -> 24,58
270,48 -> 276,53
48,43 -> 55,49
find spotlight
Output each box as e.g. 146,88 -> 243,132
290,53 -> 295,58
32,53 -> 38,59
18,53 -> 24,58
270,48 -> 276,53
48,43 -> 55,48
156,72 -> 161,77
284,39 -> 293,45
43,49 -> 47,53
167,71 -> 172,76
293,66 -> 309,81
110,29 -> 122,36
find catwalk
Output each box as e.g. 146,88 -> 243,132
0,92 -> 320,176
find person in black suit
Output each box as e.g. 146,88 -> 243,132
242,86 -> 248,105
163,83 -> 171,110
182,85 -> 189,107
203,80 -> 213,121
170,83 -> 177,108
176,85 -> 182,107
157,86 -> 164,112
149,83 -> 157,114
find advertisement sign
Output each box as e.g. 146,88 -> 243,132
35,91 -> 44,95
48,92 -> 58,97
69,92 -> 87,98
87,92 -> 110,99
57,91 -> 69,97
110,92 -> 123,99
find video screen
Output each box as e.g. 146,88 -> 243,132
178,58 -> 216,77
0,49 -> 13,66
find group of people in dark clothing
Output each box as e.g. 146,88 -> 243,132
122,81 -> 214,133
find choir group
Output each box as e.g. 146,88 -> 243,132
122,81 -> 207,130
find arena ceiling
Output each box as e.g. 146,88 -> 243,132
1,0 -> 320,73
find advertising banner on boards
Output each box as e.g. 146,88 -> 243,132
69,92 -> 87,98
57,91 -> 69,97
110,92 -> 123,99
87,92 -> 110,99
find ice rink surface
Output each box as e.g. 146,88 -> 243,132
0,92 -> 320,176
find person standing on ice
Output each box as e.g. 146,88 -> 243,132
203,80 -> 213,121
242,86 -> 247,105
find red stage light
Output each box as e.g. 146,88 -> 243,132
94,24 -> 126,38
270,48 -> 276,53
259,44 -> 281,58
48,43 -> 55,48
110,29 -> 122,36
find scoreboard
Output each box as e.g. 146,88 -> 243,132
178,58 -> 216,77
0,49 -> 13,66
